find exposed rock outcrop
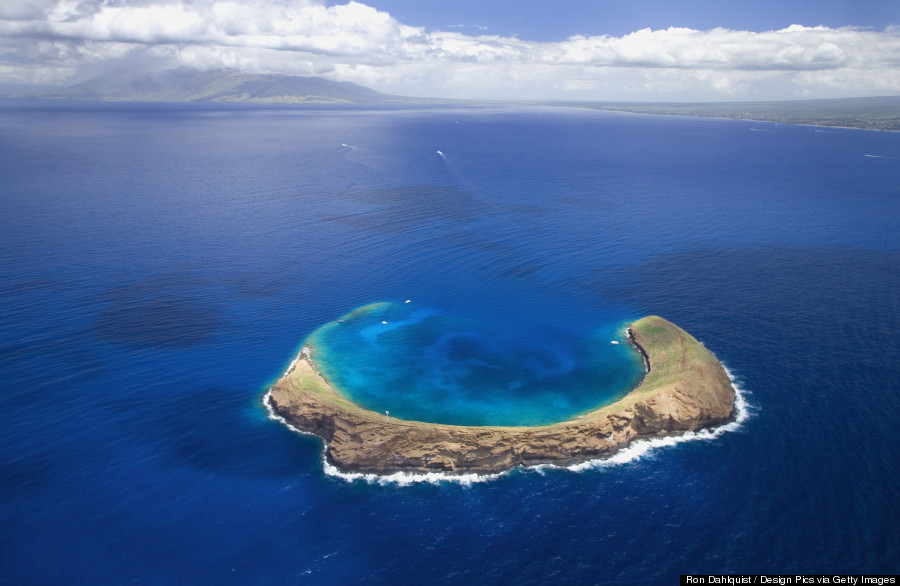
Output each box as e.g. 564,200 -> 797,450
268,315 -> 735,475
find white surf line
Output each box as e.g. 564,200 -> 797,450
321,459 -> 509,487
264,363 -> 753,487
264,385 -> 510,486
564,363 -> 752,473
264,387 -> 508,486
282,356 -> 299,377
264,389 -> 314,439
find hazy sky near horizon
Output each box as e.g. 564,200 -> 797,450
1,0 -> 899,100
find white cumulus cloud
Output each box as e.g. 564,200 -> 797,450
1,0 -> 899,100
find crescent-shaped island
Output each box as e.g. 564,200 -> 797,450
267,315 -> 736,475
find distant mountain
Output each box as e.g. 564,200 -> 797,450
22,68 -> 899,131
26,68 -> 392,104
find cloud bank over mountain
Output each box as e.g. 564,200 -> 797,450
2,0 -> 899,100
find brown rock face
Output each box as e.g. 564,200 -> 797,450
268,316 -> 735,475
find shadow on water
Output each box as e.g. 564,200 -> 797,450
0,334 -> 103,375
441,230 -> 513,253
227,261 -> 301,299
94,275 -> 224,349
96,297 -> 221,348
320,184 -> 492,234
0,460 -> 52,504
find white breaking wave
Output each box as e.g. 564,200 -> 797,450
264,363 -> 753,486
264,388 -> 508,486
322,460 -> 508,487
282,355 -> 300,377
264,389 -> 310,438
864,154 -> 896,159
565,364 -> 752,472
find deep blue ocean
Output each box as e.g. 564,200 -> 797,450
1,100 -> 898,584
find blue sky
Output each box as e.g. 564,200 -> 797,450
1,0 -> 899,101
355,0 -> 900,40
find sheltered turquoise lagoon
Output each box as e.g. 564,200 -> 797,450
305,301 -> 647,427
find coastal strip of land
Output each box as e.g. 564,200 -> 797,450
267,315 -> 736,475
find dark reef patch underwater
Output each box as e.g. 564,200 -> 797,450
0,102 -> 898,583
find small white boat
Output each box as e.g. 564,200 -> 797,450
610,340 -> 619,344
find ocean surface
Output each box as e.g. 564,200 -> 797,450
1,100 -> 898,583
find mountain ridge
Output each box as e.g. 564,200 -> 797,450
16,68 -> 899,130
23,68 -> 393,104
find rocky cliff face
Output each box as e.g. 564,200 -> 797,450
268,316 -> 735,475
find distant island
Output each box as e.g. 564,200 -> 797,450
559,97 -> 900,132
18,67 -> 394,104
14,68 -> 900,131
267,315 -> 736,475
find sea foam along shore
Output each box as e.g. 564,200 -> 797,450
263,370 -> 749,487
266,315 -> 738,479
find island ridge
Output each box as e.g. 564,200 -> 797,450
267,315 -> 736,475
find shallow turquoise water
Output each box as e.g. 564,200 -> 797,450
308,301 -> 646,426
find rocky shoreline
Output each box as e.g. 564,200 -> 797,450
267,315 -> 736,475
